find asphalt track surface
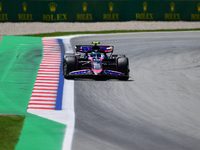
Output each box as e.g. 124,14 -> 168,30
70,32 -> 200,150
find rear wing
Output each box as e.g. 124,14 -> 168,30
75,45 -> 114,53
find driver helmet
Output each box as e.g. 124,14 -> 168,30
91,52 -> 96,57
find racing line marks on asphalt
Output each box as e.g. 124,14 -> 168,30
27,38 -> 61,110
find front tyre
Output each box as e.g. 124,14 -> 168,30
117,57 -> 129,81
63,56 -> 77,79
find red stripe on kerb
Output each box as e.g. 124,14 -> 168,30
42,42 -> 59,44
33,88 -> 58,91
40,63 -> 60,64
43,56 -> 61,57
42,58 -> 60,60
35,82 -> 58,85
27,107 -> 55,110
43,54 -> 61,58
43,53 -> 60,55
28,103 -> 55,106
42,59 -> 60,61
34,85 -> 58,87
43,44 -> 58,46
39,67 -> 60,70
36,76 -> 59,78
43,51 -> 60,52
38,70 -> 60,72
43,53 -> 60,54
40,63 -> 60,65
43,50 -> 60,51
42,59 -> 61,61
31,95 -> 57,98
40,62 -> 60,64
37,73 -> 59,76
40,60 -> 60,62
42,58 -> 61,59
39,68 -> 60,73
43,55 -> 60,56
42,58 -> 61,60
30,99 -> 56,102
39,69 -> 60,73
43,55 -> 60,57
39,66 -> 60,68
32,92 -> 57,94
42,60 -> 60,62
43,54 -> 58,55
36,78 -> 59,81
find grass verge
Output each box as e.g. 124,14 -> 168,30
23,28 -> 200,37
0,115 -> 25,150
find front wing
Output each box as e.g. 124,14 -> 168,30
65,69 -> 128,79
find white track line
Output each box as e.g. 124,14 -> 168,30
61,36 -> 79,150
62,80 -> 74,150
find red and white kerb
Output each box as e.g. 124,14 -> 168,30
27,38 -> 61,110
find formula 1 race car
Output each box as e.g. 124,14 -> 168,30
62,42 -> 129,80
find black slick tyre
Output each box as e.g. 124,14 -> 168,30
63,56 -> 77,79
117,57 -> 129,81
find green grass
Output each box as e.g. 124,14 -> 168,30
23,28 -> 200,37
0,115 -> 25,150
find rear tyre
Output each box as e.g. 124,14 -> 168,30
117,57 -> 129,81
63,56 -> 77,79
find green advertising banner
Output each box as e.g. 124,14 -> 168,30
0,0 -> 200,22
41,1 -> 70,22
